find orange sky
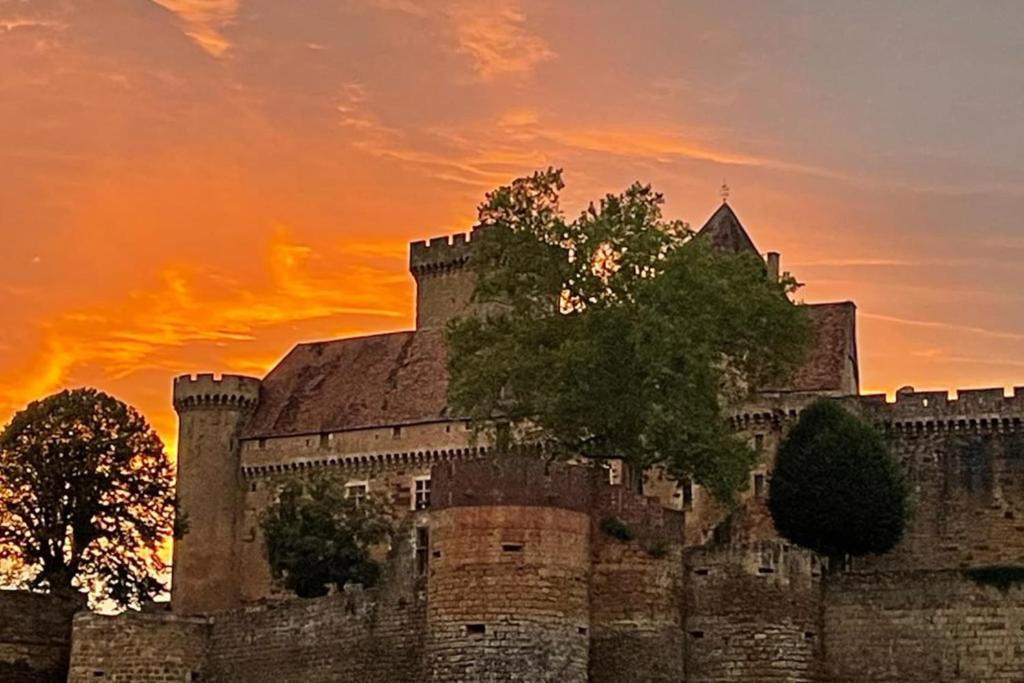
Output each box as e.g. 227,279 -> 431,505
3,1 -> 1024,453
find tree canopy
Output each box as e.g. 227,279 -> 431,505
260,478 -> 393,598
0,388 -> 175,608
446,169 -> 812,500
768,399 -> 909,558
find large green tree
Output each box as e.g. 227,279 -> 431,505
446,169 -> 812,500
260,478 -> 394,598
0,388 -> 175,608
768,399 -> 909,559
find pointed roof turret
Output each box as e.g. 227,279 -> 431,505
695,203 -> 760,257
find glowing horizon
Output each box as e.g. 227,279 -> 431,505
3,1 -> 1024,453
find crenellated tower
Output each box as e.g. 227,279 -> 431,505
171,373 -> 261,614
409,230 -> 478,330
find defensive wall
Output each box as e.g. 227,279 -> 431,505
19,386 -> 1024,682
0,591 -> 79,683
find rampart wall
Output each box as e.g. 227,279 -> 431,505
67,589 -> 426,683
68,610 -> 208,683
683,542 -> 823,682
823,569 -> 1024,682
0,591 -> 79,683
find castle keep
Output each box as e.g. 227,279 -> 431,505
5,203 -> 1024,682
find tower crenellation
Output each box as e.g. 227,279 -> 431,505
409,230 -> 480,329
172,373 -> 261,411
408,231 -> 474,276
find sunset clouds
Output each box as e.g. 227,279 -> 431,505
2,1 -> 1024,452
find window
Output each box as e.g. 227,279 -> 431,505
681,479 -> 694,510
413,476 -> 431,510
345,481 -> 368,505
415,527 -> 430,576
754,473 -> 766,498
392,426 -> 403,439
258,438 -> 266,449
754,433 -> 765,451
319,432 -> 330,449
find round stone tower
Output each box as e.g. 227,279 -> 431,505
171,373 -> 261,615
426,459 -> 593,682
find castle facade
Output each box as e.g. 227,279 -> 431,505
4,204 -> 1024,682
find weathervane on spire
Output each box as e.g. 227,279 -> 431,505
719,179 -> 731,204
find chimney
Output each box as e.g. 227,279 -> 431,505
765,252 -> 780,282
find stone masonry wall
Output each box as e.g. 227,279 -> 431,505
684,542 -> 823,682
426,504 -> 591,682
205,588 -> 426,683
588,486 -> 685,683
68,610 -> 209,683
0,590 -> 79,683
823,569 -> 1024,682
68,589 -> 426,683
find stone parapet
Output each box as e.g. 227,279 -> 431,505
173,373 -> 261,412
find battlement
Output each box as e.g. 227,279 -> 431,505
732,386 -> 1024,433
431,458 -> 598,513
408,230 -> 476,275
172,373 -> 261,412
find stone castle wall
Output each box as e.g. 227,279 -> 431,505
683,542 -> 823,682
68,611 -> 209,683
588,484 -> 686,683
823,570 -> 1024,682
425,459 -> 687,682
0,591 -> 79,683
68,589 -> 426,683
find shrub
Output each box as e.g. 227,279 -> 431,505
768,400 -> 908,559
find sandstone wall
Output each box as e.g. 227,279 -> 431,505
68,590 -> 425,683
426,505 -> 591,682
205,589 -> 425,683
68,610 -> 209,683
589,485 -> 685,683
409,232 -> 476,330
683,542 -> 823,682
0,591 -> 78,683
823,569 -> 1024,682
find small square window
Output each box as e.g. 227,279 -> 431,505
345,482 -> 368,505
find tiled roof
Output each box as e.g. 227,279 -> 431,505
244,303 -> 856,438
696,203 -> 760,256
242,329 -> 450,439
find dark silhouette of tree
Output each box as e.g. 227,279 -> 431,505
446,169 -> 812,500
0,388 -> 175,608
769,399 -> 909,559
260,478 -> 393,598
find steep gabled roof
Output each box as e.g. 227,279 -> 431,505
242,329 -> 450,439
243,303 -> 857,438
695,203 -> 760,257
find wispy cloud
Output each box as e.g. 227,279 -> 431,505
149,0 -> 240,56
861,312 -> 1024,342
446,1 -> 555,80
372,0 -> 554,79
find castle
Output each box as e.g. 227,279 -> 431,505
4,203 -> 1024,683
